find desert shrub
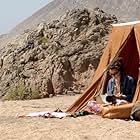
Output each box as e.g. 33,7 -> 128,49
30,85 -> 41,99
3,82 -> 41,100
38,37 -> 48,45
4,82 -> 26,100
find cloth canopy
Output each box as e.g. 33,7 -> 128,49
67,21 -> 140,113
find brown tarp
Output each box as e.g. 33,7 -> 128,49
66,21 -> 140,113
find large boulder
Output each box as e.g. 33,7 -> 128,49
0,8 -> 117,100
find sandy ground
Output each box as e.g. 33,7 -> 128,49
0,95 -> 140,140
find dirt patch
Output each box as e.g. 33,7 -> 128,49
0,95 -> 140,140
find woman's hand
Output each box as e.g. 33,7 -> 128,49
115,93 -> 127,99
115,92 -> 122,98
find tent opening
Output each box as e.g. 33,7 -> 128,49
102,29 -> 139,97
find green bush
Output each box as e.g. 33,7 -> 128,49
3,82 -> 41,100
30,86 -> 40,99
38,37 -> 48,45
4,82 -> 25,100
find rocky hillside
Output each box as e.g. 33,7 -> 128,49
9,0 -> 140,36
0,8 -> 117,100
1,0 -> 140,51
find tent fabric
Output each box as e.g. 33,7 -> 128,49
66,21 -> 140,113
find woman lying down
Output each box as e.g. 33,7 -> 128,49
16,100 -> 134,119
16,109 -> 71,119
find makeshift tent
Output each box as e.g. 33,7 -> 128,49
66,21 -> 140,116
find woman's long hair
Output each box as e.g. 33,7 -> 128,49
108,57 -> 125,93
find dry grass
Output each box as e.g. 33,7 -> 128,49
0,95 -> 140,140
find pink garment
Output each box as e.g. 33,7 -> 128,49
87,100 -> 102,113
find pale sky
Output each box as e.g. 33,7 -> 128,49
0,0 -> 53,35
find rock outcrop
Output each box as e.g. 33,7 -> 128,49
0,8 -> 117,100
9,0 -> 140,36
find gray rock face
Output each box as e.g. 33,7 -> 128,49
1,0 -> 140,55
9,0 -> 140,36
0,8 -> 117,99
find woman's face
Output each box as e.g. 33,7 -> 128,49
109,68 -> 121,79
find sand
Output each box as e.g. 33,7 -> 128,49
0,95 -> 140,140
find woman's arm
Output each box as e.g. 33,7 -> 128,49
124,77 -> 136,102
